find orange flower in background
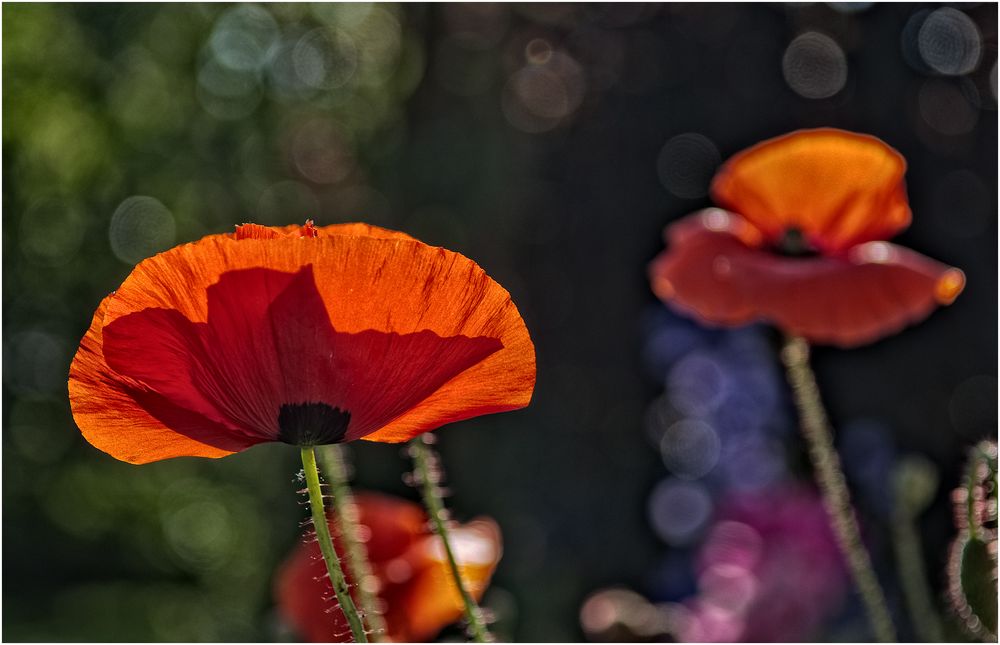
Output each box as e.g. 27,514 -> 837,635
649,128 -> 965,347
275,492 -> 502,642
69,222 -> 535,464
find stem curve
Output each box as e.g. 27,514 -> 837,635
781,335 -> 896,642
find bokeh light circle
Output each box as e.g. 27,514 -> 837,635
509,66 -> 570,119
164,500 -> 235,570
699,521 -> 763,573
501,51 -> 585,134
196,55 -> 263,119
667,351 -> 729,417
918,79 -> 978,135
292,119 -> 355,184
109,196 -> 176,265
917,8 -> 982,76
3,329 -> 74,397
648,479 -> 713,545
659,419 -> 721,479
294,28 -> 359,90
644,393 -> 683,446
209,5 -> 279,72
19,198 -> 86,267
656,133 -> 720,199
782,32 -> 848,99
579,588 -> 670,640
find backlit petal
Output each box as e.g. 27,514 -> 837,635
68,297 -> 257,464
397,519 -> 502,642
274,493 -> 500,643
711,128 -> 911,253
90,227 -> 533,457
232,221 -> 417,241
103,265 -> 504,444
650,213 -> 965,348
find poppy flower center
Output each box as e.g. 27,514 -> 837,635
277,402 -> 351,445
775,227 -> 818,257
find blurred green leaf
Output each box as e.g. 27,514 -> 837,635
947,440 -> 999,642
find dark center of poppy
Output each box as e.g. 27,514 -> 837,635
775,227 -> 818,257
277,402 -> 350,445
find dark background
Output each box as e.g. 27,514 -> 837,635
3,3 -> 996,641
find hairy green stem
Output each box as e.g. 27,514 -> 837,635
300,446 -> 368,643
781,335 -> 897,642
409,435 -> 492,643
320,445 -> 388,642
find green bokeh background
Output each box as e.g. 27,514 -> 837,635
4,4 -> 595,640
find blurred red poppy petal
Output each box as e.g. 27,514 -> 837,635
650,213 -> 965,348
275,493 -> 501,643
399,519 -> 503,642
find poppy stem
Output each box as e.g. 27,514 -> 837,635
780,335 -> 897,643
320,445 -> 389,642
891,507 -> 942,641
409,434 -> 493,643
300,445 -> 369,643
889,458 -> 943,642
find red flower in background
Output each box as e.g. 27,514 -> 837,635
650,129 -> 965,347
276,492 -> 502,642
69,222 -> 535,464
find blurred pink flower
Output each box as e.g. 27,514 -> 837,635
676,485 -> 849,642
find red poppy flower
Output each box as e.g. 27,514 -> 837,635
275,492 -> 502,642
69,222 -> 535,463
649,129 -> 965,347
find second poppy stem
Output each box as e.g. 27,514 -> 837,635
892,509 -> 942,641
780,335 -> 897,643
300,446 -> 368,643
320,444 -> 389,642
409,435 -> 492,643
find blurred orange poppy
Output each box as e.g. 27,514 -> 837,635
649,129 -> 965,347
69,222 -> 535,464
275,492 -> 502,642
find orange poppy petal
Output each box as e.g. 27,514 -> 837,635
68,297 -> 256,464
102,265 -> 504,446
89,226 -> 533,458
711,128 -> 911,253
650,212 -> 965,348
274,493 -> 500,643
395,519 -> 502,642
232,221 -> 417,241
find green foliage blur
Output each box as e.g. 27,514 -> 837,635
3,4 -> 505,641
